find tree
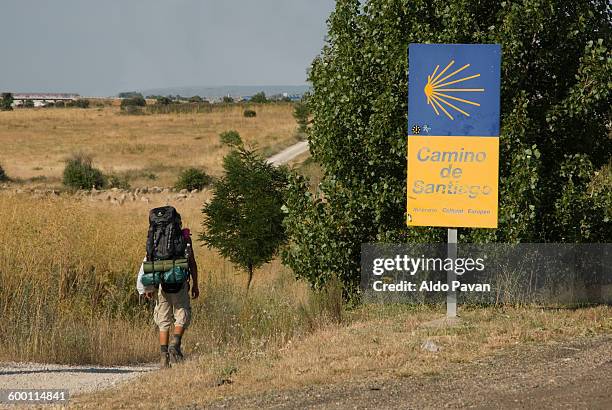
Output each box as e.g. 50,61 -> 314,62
282,0 -> 612,290
293,100 -> 310,133
189,95 -> 204,103
200,147 -> 289,290
118,92 -> 143,99
222,96 -> 235,103
1,93 -> 13,111
250,92 -> 268,103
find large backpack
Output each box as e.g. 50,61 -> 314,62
146,206 -> 187,262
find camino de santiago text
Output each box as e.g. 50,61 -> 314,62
411,147 -> 492,199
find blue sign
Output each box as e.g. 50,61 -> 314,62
408,44 -> 501,136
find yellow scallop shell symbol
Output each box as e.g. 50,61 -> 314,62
424,60 -> 484,120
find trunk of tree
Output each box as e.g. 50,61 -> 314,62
246,264 -> 253,292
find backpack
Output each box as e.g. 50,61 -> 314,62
146,206 -> 187,262
145,206 -> 189,293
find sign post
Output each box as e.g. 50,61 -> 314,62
447,228 -> 457,317
407,44 -> 501,318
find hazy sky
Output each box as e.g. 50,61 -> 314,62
0,0 -> 335,96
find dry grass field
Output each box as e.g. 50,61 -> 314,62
0,103 -> 299,187
0,192 -> 339,365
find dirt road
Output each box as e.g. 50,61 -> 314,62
0,362 -> 155,397
267,140 -> 309,165
210,335 -> 612,409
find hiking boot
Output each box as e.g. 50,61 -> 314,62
169,345 -> 184,364
160,352 -> 170,369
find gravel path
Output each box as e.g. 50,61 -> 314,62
0,362 -> 156,396
267,141 -> 309,165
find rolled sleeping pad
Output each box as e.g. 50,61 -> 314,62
143,259 -> 188,273
141,266 -> 189,286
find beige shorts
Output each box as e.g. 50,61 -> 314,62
153,282 -> 191,331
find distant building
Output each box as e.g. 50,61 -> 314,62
12,93 -> 80,107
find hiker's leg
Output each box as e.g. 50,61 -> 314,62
160,330 -> 170,345
172,325 -> 184,350
154,289 -> 172,368
169,284 -> 191,361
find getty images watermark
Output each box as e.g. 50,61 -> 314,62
360,243 -> 612,305
370,253 -> 490,293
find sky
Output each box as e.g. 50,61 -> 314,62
0,0 -> 335,96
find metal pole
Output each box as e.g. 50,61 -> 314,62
447,228 -> 457,318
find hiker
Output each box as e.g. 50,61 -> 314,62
136,206 -> 199,369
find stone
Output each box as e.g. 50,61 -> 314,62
420,339 -> 441,353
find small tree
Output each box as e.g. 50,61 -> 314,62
200,147 -> 289,290
23,100 -> 35,108
189,95 -> 204,103
219,130 -> 242,147
250,92 -> 268,103
222,96 -> 234,103
1,93 -> 13,111
293,101 -> 310,133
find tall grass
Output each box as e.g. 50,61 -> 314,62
0,193 -> 342,365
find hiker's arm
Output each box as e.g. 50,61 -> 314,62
188,239 -> 199,298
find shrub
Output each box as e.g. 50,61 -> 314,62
222,96 -> 234,103
120,96 -> 146,109
23,100 -> 35,108
1,93 -> 14,111
0,164 -> 9,182
74,99 -> 90,109
62,154 -> 106,190
106,174 -> 130,190
156,96 -> 172,105
250,92 -> 268,104
175,168 -> 211,191
189,95 -> 204,103
219,130 -> 242,147
55,101 -> 65,108
121,105 -> 144,115
243,109 -> 256,118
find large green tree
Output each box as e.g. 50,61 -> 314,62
200,147 -> 289,290
283,0 -> 611,290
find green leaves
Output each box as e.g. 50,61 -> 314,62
283,0 -> 611,290
200,147 -> 289,288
